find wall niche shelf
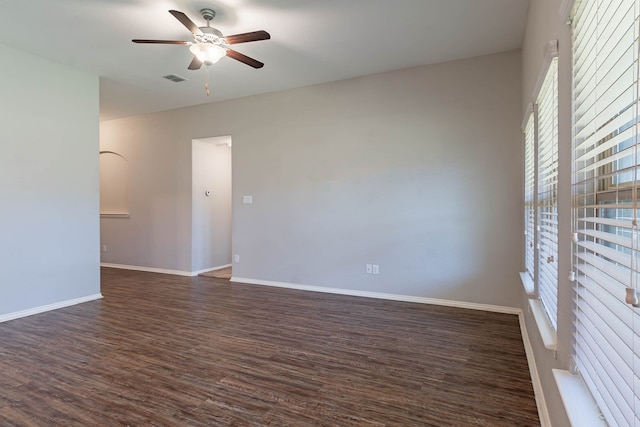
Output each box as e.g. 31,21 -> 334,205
100,213 -> 130,218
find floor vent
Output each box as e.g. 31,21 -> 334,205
163,74 -> 187,83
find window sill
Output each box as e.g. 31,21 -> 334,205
519,271 -> 535,295
553,369 -> 606,427
528,299 -> 557,350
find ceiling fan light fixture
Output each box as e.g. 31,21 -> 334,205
189,43 -> 226,66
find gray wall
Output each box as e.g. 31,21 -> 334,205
100,115 -> 193,270
100,50 -> 523,307
191,137 -> 232,271
0,42 -> 100,316
521,0 -> 571,425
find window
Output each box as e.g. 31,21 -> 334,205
571,0 -> 640,425
537,58 -> 559,329
524,114 -> 536,288
520,46 -> 559,330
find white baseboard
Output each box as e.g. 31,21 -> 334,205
101,262 -> 232,277
101,263 -> 193,277
100,267 -> 520,316
229,277 -> 520,315
0,293 -> 103,324
519,311 -> 552,427
192,263 -> 232,276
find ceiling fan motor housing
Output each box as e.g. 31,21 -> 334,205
198,26 -> 225,44
197,9 -> 224,44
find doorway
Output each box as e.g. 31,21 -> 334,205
191,136 -> 232,274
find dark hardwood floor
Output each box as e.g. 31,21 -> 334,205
0,268 -> 539,426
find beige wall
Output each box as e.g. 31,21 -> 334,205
521,0 -> 572,425
100,50 -> 523,307
0,42 -> 100,316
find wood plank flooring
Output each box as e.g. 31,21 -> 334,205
0,268 -> 539,426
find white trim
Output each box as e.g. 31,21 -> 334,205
559,0 -> 577,25
230,277 -> 520,314
519,311 -> 552,427
546,40 -> 559,59
553,369 -> 606,427
0,293 -> 103,323
519,271 -> 535,296
522,102 -> 535,131
101,262 -> 233,277
101,263 -> 193,277
532,41 -> 559,102
528,299 -> 557,350
192,263 -> 232,275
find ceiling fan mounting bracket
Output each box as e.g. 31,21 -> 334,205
200,8 -> 216,22
196,8 -> 223,43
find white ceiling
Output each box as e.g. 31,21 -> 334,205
0,0 -> 530,121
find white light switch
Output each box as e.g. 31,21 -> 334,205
243,195 -> 253,204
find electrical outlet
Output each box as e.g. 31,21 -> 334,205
102,245 -> 107,253
372,264 -> 379,275
234,254 -> 240,263
366,264 -> 372,274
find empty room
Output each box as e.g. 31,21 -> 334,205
0,0 -> 634,425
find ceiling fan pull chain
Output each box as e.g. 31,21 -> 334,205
205,66 -> 210,96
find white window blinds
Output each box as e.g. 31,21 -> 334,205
524,114 -> 536,283
572,0 -> 640,425
537,58 -> 559,329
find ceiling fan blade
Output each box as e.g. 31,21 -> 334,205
132,39 -> 189,44
188,56 -> 203,70
226,49 -> 264,69
224,30 -> 271,45
169,10 -> 203,35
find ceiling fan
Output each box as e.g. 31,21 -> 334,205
132,9 -> 270,70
